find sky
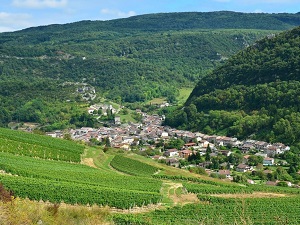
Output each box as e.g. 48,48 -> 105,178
1,0 -> 300,32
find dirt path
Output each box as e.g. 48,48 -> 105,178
164,181 -> 199,206
81,158 -> 97,168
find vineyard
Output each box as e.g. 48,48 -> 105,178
0,128 -> 300,223
113,195 -> 300,224
0,151 -> 162,208
0,175 -> 161,209
110,155 -> 160,176
0,128 -> 84,162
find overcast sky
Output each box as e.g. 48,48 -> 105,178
1,0 -> 300,32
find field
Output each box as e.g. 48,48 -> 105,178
177,87 -> 193,105
0,128 -> 300,224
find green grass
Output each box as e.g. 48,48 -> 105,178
177,88 -> 193,104
119,113 -> 137,123
147,98 -> 167,105
160,182 -> 175,207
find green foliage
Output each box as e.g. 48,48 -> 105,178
183,182 -> 252,194
0,175 -> 161,209
0,151 -> 162,208
1,12 -> 300,128
164,138 -> 185,150
0,128 -> 84,162
110,155 -> 159,176
113,196 -> 300,224
233,174 -> 248,183
166,26 -> 300,145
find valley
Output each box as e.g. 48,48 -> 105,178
1,11 -> 300,224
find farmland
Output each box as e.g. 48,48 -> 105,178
0,129 -> 300,224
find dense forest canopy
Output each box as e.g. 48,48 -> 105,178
1,11 -> 300,128
165,26 -> 300,146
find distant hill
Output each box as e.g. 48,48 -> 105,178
1,11 -> 300,128
15,11 -> 300,33
165,26 -> 300,146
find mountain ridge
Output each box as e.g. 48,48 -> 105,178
165,25 -> 300,146
1,11 -> 300,129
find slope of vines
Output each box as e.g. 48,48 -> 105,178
110,155 -> 159,176
113,195 -> 300,224
0,128 -> 84,162
0,152 -> 163,208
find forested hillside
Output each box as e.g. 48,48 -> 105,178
1,11 -> 300,128
165,26 -> 300,146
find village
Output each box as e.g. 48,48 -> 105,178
43,105 -> 296,186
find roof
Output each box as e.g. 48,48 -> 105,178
237,164 -> 249,169
219,170 -> 230,175
184,143 -> 196,146
181,150 -> 193,154
263,157 -> 274,161
166,148 -> 178,153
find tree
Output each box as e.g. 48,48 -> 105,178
103,137 -> 111,147
247,155 -> 263,166
228,153 -> 243,165
211,157 -> 220,170
233,174 -> 247,183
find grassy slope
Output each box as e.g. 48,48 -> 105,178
0,130 -> 299,224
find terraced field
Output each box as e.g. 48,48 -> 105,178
0,128 -> 300,224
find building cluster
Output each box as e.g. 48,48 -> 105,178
46,111 -> 290,169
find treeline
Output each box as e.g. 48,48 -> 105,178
165,26 -> 300,146
11,11 -> 300,34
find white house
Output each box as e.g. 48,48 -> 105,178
263,157 -> 275,166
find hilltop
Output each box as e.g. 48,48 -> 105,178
165,25 -> 300,146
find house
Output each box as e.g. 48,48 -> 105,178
165,158 -> 179,167
254,141 -> 269,150
114,116 -> 121,125
240,144 -> 255,153
198,140 -> 210,148
179,150 -> 193,159
216,136 -> 238,147
218,170 -> 231,179
198,161 -> 212,168
264,146 -> 280,157
243,155 -> 251,164
236,164 -> 251,172
184,143 -> 197,149
161,132 -> 169,138
122,136 -> 135,144
205,135 -> 217,143
263,157 -> 274,166
274,143 -> 290,153
163,149 -> 179,157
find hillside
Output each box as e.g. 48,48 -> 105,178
1,128 -> 300,224
165,26 -> 300,146
1,11 -> 300,129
